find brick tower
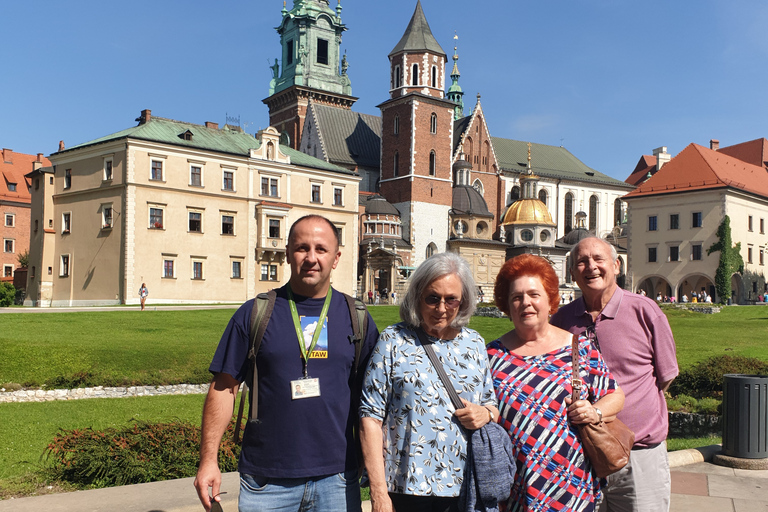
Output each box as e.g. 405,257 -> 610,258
378,0 -> 457,265
263,0 -> 357,149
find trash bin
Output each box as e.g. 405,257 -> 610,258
722,374 -> 768,459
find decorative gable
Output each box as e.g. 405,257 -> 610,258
250,127 -> 291,164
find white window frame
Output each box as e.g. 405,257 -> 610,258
222,168 -> 235,192
4,213 -> 14,227
334,223 -> 345,246
260,176 -> 279,198
188,208 -> 204,233
260,263 -> 278,282
221,212 -> 236,236
191,257 -> 206,281
333,185 -> 344,207
103,157 -> 114,181
4,265 -> 14,278
148,205 -> 165,230
64,169 -> 72,189
60,254 -> 70,277
150,158 -> 165,181
62,212 -> 72,234
267,217 -> 281,239
102,204 -> 114,229
162,254 -> 177,279
310,182 -> 323,204
189,163 -> 204,187
231,257 -> 244,279
2,239 -> 13,253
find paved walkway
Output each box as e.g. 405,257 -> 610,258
2,448 -> 767,512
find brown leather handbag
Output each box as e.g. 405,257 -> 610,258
571,334 -> 635,478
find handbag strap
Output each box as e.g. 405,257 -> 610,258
571,333 -> 583,403
416,328 -> 465,411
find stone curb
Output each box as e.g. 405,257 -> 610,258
668,444 -> 721,468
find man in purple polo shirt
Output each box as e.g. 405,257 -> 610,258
551,237 -> 678,512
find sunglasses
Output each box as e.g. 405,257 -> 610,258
423,294 -> 462,309
583,325 -> 601,352
210,492 -> 227,512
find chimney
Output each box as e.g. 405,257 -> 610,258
33,153 -> 44,170
652,146 -> 671,170
2,148 -> 12,164
710,139 -> 720,151
59,140 -> 65,151
136,109 -> 152,125
205,121 -> 219,129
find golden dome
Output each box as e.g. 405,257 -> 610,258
501,199 -> 556,226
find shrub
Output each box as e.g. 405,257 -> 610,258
44,419 -> 242,488
665,394 -> 721,415
669,355 -> 768,399
0,282 -> 15,307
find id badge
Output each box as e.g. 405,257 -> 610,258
291,378 -> 320,400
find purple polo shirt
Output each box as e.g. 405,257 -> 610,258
551,287 -> 679,447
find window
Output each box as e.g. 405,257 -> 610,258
189,212 -> 202,232
748,246 -> 753,264
104,159 -> 113,180
393,115 -> 399,135
192,261 -> 204,280
333,187 -> 343,206
670,214 -> 679,230
335,225 -> 344,246
669,246 -> 679,262
30,266 -> 35,278
431,65 -> 437,88
648,216 -> 657,231
749,216 -> 754,232
34,220 -> 38,232
4,214 -> 14,227
62,212 -> 71,234
3,239 -> 13,253
761,249 -> 765,266
287,39 -> 294,65
692,244 -> 702,261
316,38 -> 328,65
261,263 -> 278,281
614,198 -> 622,226
3,265 -> 12,278
223,170 -> 234,191
268,219 -> 280,238
692,211 -> 702,228
426,242 -> 437,258
190,165 -> 202,187
232,260 -> 242,279
394,65 -> 401,89
149,208 -> 164,229
261,177 -> 278,197
64,169 -> 71,189
648,247 -> 657,263
412,64 -> 419,86
589,195 -> 598,231
163,257 -> 176,278
430,113 -> 437,134
393,151 -> 399,177
222,215 -> 235,235
102,206 -> 113,229
429,151 -> 436,176
60,254 -> 70,277
538,189 -> 548,207
151,160 -> 164,181
311,184 -> 321,203
762,218 -> 765,234
7,183 -> 16,192
564,193 -> 574,233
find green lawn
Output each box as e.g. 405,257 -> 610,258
1,304 -> 765,495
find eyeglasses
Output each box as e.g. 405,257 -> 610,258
423,294 -> 462,309
210,492 -> 227,512
583,325 -> 601,352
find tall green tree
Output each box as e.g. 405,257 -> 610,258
17,249 -> 29,268
707,215 -> 744,303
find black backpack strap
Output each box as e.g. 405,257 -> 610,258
343,293 -> 369,377
233,291 -> 276,443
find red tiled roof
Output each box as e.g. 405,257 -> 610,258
0,149 -> 50,204
717,138 -> 768,167
624,143 -> 768,200
625,155 -> 657,187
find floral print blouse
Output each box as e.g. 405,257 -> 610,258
360,323 -> 497,497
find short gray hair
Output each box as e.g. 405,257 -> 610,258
400,251 -> 477,330
570,236 -> 618,271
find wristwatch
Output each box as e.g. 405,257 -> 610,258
594,407 -> 603,423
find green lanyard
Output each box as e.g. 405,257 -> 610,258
287,285 -> 332,377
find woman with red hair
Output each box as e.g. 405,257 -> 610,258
487,254 -> 625,512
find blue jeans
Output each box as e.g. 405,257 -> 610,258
239,470 -> 362,512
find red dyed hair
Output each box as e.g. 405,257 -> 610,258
494,254 -> 561,316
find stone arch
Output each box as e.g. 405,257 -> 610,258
636,275 -> 673,299
677,273 -> 717,303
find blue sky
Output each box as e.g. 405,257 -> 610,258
3,0 -> 768,181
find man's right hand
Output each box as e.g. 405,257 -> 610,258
194,461 -> 222,512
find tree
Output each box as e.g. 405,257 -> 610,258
17,249 -> 29,269
0,282 -> 14,307
707,215 -> 744,304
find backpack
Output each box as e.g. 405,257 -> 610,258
233,290 -> 369,443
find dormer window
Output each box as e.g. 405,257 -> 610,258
179,130 -> 193,141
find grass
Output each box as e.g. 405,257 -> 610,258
1,304 -> 765,496
0,394 -> 206,496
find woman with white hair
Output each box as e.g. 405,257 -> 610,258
360,252 -> 499,512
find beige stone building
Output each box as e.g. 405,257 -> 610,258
25,110 -> 361,307
624,139 -> 768,303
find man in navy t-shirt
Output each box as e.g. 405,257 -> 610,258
194,215 -> 379,512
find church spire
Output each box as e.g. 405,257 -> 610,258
447,32 -> 464,120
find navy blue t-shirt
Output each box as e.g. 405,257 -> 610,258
209,285 -> 379,478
